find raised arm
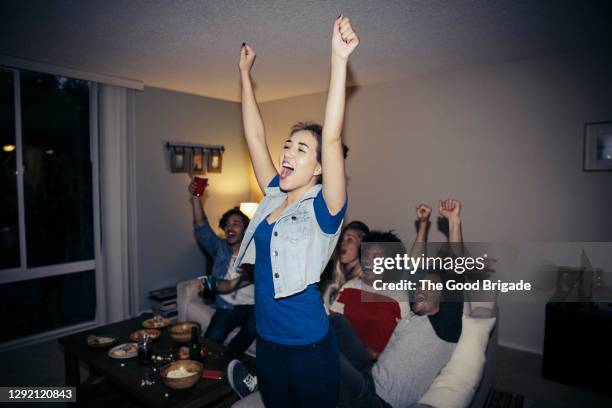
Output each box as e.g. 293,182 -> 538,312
188,178 -> 222,256
439,198 -> 464,257
410,204 -> 431,261
188,177 -> 206,226
239,44 -> 277,190
321,16 -> 359,214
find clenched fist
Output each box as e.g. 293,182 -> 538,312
332,15 -> 359,60
438,199 -> 461,221
239,43 -> 256,73
416,204 -> 432,223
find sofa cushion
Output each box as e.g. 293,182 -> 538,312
418,315 -> 496,408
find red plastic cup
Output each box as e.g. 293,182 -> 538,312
193,177 -> 208,197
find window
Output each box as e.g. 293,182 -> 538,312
0,69 -> 99,344
20,71 -> 94,267
0,69 -> 19,269
0,270 -> 96,342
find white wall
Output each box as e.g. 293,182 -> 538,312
133,87 -> 250,311
130,52 -> 612,351
259,51 -> 612,353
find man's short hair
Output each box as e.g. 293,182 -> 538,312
219,207 -> 250,230
361,230 -> 406,257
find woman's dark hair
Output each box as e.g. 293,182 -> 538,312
290,122 -> 349,183
219,207 -> 250,230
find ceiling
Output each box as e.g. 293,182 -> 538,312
1,0 -> 610,102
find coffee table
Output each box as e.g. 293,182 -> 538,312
58,314 -> 254,408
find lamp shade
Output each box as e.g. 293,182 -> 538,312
240,202 -> 259,219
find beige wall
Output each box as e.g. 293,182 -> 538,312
131,51 -> 611,352
259,52 -> 612,353
133,87 -> 250,311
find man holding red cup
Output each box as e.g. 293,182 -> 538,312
188,177 -> 256,356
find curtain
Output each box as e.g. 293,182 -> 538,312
98,84 -> 137,323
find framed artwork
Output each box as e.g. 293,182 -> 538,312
191,149 -> 206,174
171,147 -> 187,173
207,150 -> 223,173
584,121 -> 612,171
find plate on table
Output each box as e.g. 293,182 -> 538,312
129,329 -> 161,342
86,334 -> 117,348
108,343 -> 138,359
142,315 -> 171,329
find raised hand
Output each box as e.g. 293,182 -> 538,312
438,198 -> 461,221
332,15 -> 359,61
239,43 -> 256,73
416,204 -> 432,223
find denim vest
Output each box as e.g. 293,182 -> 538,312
233,183 -> 343,299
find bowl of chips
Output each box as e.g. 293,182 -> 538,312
160,360 -> 203,390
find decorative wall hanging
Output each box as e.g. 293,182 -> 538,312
170,147 -> 187,173
207,149 -> 223,173
166,142 -> 224,174
191,149 -> 206,175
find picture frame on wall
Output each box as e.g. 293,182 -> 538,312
191,149 -> 206,174
171,147 -> 187,173
584,121 -> 612,171
207,150 -> 223,173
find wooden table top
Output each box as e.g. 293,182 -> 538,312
58,314 -> 255,408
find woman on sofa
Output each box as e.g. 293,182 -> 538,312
329,230 -> 410,361
226,15 -> 359,408
320,220 -> 370,307
329,204 -> 432,360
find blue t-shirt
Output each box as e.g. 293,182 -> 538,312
254,175 -> 347,345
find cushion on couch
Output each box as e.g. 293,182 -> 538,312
418,314 -> 496,408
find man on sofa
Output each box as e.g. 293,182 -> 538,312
330,199 -> 464,407
334,198 -> 465,407
188,178 -> 256,356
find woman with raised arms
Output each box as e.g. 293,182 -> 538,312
226,15 -> 359,408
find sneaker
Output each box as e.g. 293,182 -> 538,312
227,359 -> 258,398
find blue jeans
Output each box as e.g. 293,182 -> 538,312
330,314 -> 391,408
204,305 -> 256,355
256,328 -> 339,408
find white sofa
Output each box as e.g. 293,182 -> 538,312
176,278 -> 256,357
177,278 -> 497,408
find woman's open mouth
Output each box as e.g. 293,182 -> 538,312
280,162 -> 294,179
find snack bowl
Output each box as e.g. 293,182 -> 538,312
160,360 -> 203,390
142,315 -> 171,329
129,329 -> 161,342
168,321 -> 200,343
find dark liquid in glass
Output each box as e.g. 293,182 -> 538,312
138,342 -> 153,364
